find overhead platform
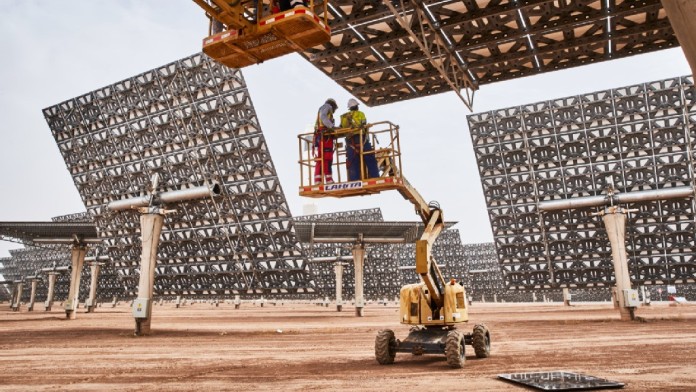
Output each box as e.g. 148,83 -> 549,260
203,6 -> 330,68
304,0 -> 679,108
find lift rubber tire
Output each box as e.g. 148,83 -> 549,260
375,329 -> 396,365
472,324 -> 491,358
445,330 -> 465,368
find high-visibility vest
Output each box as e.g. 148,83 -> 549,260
340,110 -> 366,130
315,104 -> 334,131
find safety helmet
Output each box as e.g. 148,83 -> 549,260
326,98 -> 338,110
347,98 -> 359,109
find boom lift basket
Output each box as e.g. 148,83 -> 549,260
202,1 -> 330,68
298,121 -> 404,198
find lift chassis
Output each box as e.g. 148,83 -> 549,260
376,324 -> 490,368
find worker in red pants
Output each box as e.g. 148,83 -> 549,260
314,98 -> 338,184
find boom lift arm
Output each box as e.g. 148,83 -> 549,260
397,178 -> 447,313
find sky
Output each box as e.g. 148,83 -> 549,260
0,1 -> 692,259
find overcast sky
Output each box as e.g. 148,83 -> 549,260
0,1 -> 692,258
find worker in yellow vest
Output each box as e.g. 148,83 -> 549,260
341,98 -> 380,181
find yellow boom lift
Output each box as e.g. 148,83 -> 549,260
299,122 -> 491,368
192,0 -> 330,68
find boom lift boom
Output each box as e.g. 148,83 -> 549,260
298,122 -> 491,368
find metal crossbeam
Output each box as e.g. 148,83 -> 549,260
383,0 -> 477,110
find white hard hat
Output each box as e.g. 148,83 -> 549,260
347,98 -> 359,109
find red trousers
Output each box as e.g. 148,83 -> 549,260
314,135 -> 334,182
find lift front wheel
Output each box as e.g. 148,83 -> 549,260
472,324 -> 491,358
375,329 -> 396,365
445,330 -> 465,368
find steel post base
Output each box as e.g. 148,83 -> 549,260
135,318 -> 152,336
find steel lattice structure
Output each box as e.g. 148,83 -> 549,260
469,75 -> 696,290
299,209 -> 474,301
298,208 -> 394,300
43,53 -> 314,298
51,213 -> 93,223
0,213 -> 126,303
295,208 -> 385,223
307,0 -> 678,107
463,242 -> 506,299
0,257 -> 12,302
1,246 -> 126,304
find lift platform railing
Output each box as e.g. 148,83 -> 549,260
298,121 -> 403,197
199,0 -> 329,31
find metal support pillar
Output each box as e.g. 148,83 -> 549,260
611,287 -> 620,309
134,212 -> 165,336
601,207 -> 636,321
334,262 -> 344,312
641,285 -> 651,306
11,281 -> 23,311
65,245 -> 87,319
662,0 -> 696,77
45,272 -> 58,311
28,280 -> 38,311
538,184 -> 687,320
563,288 -> 571,306
352,242 -> 366,317
86,263 -> 102,313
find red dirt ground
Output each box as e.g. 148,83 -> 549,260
1,301 -> 695,391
